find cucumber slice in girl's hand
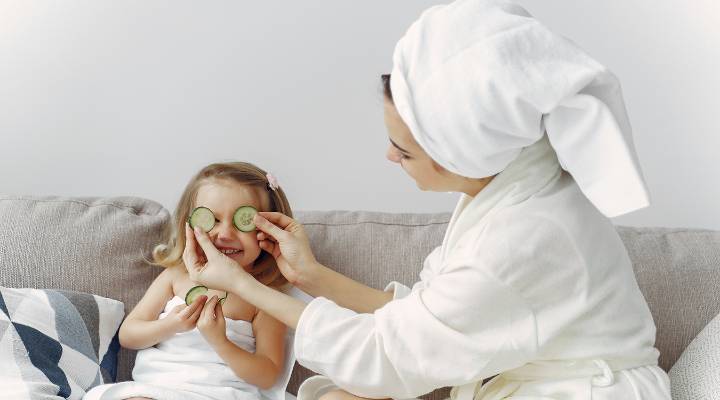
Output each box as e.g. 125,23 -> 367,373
185,286 -> 228,307
233,206 -> 258,232
188,207 -> 215,232
185,285 -> 208,306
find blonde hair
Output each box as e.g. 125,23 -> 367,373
153,162 -> 292,288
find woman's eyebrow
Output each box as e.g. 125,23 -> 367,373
389,138 -> 411,154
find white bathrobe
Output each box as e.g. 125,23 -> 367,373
293,137 -> 671,399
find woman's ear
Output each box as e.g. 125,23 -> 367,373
431,159 -> 450,175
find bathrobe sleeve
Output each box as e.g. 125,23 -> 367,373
293,243 -> 538,399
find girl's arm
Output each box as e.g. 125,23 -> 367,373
120,265 -> 207,349
197,297 -> 287,390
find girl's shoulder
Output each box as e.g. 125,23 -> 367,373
156,264 -> 191,295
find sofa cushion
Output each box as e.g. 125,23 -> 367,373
0,287 -> 124,399
669,311 -> 720,399
0,195 -> 169,381
618,226 -> 720,371
293,211 -> 452,399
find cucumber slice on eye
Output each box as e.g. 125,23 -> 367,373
185,285 -> 208,306
219,292 -> 228,305
233,206 -> 258,232
188,207 -> 215,232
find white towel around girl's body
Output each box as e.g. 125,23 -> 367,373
84,288 -> 308,400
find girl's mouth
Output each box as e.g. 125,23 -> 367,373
219,248 -> 242,255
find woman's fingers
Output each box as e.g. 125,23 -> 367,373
183,223 -> 199,267
193,227 -> 223,261
253,214 -> 290,241
259,239 -> 273,251
257,211 -> 295,230
257,232 -> 278,256
256,231 -> 274,242
260,239 -> 281,259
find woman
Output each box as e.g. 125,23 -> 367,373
183,0 -> 672,398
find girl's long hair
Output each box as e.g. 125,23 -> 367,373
152,162 -> 292,288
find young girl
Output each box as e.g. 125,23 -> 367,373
85,162 -> 294,400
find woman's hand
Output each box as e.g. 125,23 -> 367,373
163,295 -> 207,334
183,223 -> 250,292
196,295 -> 227,347
253,212 -> 319,287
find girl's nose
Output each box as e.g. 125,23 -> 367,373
213,221 -> 236,242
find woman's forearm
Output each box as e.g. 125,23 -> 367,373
234,277 -> 306,329
214,338 -> 281,390
299,262 -> 394,314
119,318 -> 175,350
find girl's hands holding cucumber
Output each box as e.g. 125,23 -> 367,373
183,223 -> 250,292
164,295 -> 207,334
196,295 -> 227,347
253,212 -> 319,287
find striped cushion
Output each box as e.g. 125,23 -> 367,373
0,287 -> 124,400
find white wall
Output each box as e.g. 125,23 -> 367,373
1,1 -> 718,229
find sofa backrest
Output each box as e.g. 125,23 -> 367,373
0,195 -> 169,382
2,196 -> 719,398
616,226 -> 720,371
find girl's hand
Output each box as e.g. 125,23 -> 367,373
183,223 -> 251,292
253,212 -> 318,286
164,295 -> 207,334
196,295 -> 227,347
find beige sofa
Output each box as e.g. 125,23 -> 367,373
1,195 -> 718,399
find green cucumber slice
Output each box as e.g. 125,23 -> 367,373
188,207 -> 215,232
233,206 -> 258,232
185,285 -> 208,306
184,286 -> 227,307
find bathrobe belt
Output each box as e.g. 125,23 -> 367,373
451,356 -> 659,400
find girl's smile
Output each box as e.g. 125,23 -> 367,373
194,179 -> 268,269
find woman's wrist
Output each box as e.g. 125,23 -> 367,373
232,270 -> 259,295
295,261 -> 332,297
295,260 -> 328,296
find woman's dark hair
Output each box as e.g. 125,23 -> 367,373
381,74 -> 393,102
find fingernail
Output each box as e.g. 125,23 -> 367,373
254,215 -> 265,223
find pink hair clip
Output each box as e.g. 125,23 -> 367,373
266,173 -> 280,191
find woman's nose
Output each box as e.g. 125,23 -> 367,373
386,145 -> 402,163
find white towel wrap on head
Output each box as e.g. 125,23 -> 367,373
390,0 -> 650,217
